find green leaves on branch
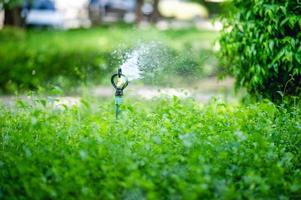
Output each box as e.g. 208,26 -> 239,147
0,0 -> 24,9
219,0 -> 301,102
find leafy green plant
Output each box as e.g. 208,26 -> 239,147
219,0 -> 301,102
1,97 -> 301,199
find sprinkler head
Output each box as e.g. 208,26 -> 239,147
111,68 -> 129,96
118,68 -> 122,78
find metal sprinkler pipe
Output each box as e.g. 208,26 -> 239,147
111,68 -> 129,119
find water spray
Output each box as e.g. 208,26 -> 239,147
111,68 -> 129,119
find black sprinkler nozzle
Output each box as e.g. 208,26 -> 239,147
111,68 -> 129,96
118,68 -> 122,78
111,68 -> 129,119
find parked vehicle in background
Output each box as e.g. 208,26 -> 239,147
89,0 -> 137,24
24,0 -> 63,27
23,0 -> 90,28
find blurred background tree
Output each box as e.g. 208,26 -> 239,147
1,0 -> 25,26
191,0 -> 223,18
135,0 -> 143,24
151,0 -> 160,23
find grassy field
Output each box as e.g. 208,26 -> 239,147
1,97 -> 301,199
0,26 -> 219,93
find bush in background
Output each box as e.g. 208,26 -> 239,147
0,28 -> 111,93
0,27 -> 218,93
219,0 -> 301,102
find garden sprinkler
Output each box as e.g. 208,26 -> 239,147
111,68 -> 129,119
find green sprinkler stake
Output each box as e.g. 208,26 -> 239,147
111,68 -> 129,119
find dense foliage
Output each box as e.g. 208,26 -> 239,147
0,28 -> 111,92
0,27 -> 218,93
0,0 -> 23,8
1,98 -> 301,199
219,0 -> 301,102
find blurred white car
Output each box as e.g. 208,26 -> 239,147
26,10 -> 63,27
24,0 -> 90,28
24,0 -> 63,27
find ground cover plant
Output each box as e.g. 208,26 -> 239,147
0,26 -> 218,93
1,97 -> 301,199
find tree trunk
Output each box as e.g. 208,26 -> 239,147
135,0 -> 143,25
4,7 -> 24,27
88,5 -> 102,26
151,0 -> 160,23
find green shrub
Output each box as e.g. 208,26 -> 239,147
1,98 -> 301,199
0,28 -> 112,93
219,0 -> 301,102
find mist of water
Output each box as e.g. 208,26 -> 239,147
119,47 -> 142,81
115,42 -> 172,81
